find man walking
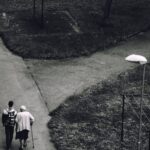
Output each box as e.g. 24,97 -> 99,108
15,105 -> 34,150
2,101 -> 17,150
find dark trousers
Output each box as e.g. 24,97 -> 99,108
5,126 -> 14,149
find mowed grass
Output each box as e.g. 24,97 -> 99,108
48,64 -> 150,150
0,0 -> 150,59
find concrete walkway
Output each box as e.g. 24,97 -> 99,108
0,39 -> 55,150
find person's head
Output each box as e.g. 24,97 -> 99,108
8,101 -> 14,108
20,105 -> 26,112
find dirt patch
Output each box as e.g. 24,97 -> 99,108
48,65 -> 150,150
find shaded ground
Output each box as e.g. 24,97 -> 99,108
0,0 -> 150,59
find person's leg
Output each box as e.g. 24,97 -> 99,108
19,139 -> 23,150
5,126 -> 10,149
23,130 -> 28,147
9,126 -> 14,148
23,139 -> 27,147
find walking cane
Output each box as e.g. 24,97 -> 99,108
31,125 -> 35,148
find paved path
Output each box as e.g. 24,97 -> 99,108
0,39 -> 55,150
25,32 -> 150,112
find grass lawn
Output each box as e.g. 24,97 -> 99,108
0,0 -> 150,59
48,64 -> 150,150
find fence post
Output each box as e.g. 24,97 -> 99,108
121,94 -> 125,143
148,131 -> 150,150
41,0 -> 44,28
33,0 -> 36,18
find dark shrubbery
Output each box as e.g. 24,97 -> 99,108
0,0 -> 150,59
49,64 -> 150,150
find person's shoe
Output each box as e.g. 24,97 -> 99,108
23,143 -> 27,147
6,146 -> 10,150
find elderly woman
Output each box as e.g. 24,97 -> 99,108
15,105 -> 34,150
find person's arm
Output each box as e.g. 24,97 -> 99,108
2,113 -> 5,126
29,113 -> 35,126
2,110 -> 8,126
15,113 -> 19,132
15,122 -> 18,132
14,110 -> 17,117
14,110 -> 17,124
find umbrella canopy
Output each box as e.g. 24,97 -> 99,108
125,54 -> 147,64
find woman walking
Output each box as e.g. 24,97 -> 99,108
15,105 -> 34,150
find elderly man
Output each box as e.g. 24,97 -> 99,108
15,105 -> 34,150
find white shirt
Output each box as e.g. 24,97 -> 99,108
16,111 -> 34,132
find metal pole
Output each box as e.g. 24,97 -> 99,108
138,64 -> 146,150
41,0 -> 44,28
149,131 -> 150,150
33,0 -> 36,18
121,94 -> 125,142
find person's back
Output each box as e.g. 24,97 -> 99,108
2,101 -> 17,150
15,105 -> 34,150
2,108 -> 17,127
16,111 -> 34,132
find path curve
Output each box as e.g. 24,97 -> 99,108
25,31 -> 150,113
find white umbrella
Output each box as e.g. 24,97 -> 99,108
125,54 -> 147,64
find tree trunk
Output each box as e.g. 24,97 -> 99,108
103,0 -> 113,21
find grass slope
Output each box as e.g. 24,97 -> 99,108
0,0 -> 150,59
49,64 -> 150,150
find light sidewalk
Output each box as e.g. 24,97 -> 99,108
0,38 -> 56,150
